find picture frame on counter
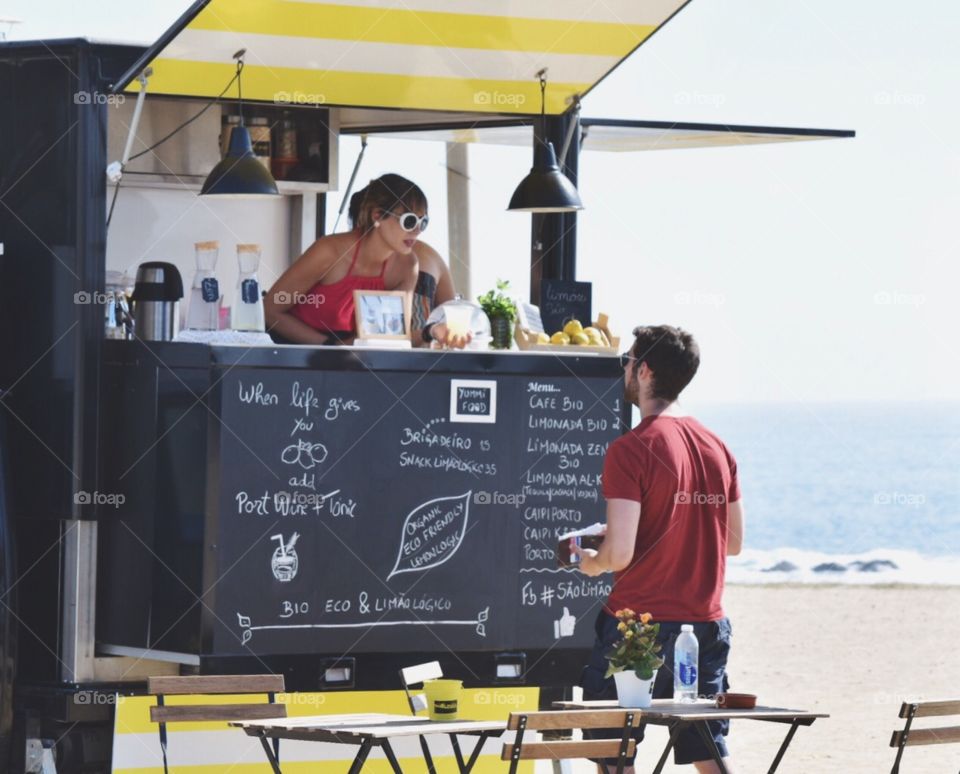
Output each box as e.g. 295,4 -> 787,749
354,290 -> 412,341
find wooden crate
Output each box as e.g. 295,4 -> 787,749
515,313 -> 619,354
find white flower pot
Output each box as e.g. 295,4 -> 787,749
613,669 -> 657,708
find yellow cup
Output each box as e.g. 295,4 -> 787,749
423,679 -> 462,721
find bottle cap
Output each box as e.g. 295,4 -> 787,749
681,624 -> 693,632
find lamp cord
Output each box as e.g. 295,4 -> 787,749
106,61 -> 244,229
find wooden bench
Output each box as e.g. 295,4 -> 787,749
890,698 -> 960,773
148,674 -> 287,774
501,709 -> 639,774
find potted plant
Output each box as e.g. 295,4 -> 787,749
477,279 -> 517,349
605,609 -> 664,708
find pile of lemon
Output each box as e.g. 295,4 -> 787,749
539,319 -> 610,347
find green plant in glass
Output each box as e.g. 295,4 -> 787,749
477,279 -> 517,349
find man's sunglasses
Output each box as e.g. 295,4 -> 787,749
383,210 -> 429,233
619,353 -> 639,369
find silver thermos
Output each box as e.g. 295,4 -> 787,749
131,262 -> 184,341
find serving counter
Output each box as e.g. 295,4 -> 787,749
96,341 -> 628,690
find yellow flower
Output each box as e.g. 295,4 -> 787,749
617,622 -> 627,632
623,630 -> 634,639
640,613 -> 652,624
622,608 -> 635,619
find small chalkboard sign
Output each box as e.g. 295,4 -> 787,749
450,379 -> 497,423
540,280 -> 592,334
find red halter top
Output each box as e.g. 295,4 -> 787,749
291,238 -> 386,336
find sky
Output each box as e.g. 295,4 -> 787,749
4,1 -> 959,404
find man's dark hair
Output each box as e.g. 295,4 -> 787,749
630,325 -> 700,401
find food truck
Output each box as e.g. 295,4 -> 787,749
0,2 -> 853,770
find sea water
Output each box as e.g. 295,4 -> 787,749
690,402 -> 960,585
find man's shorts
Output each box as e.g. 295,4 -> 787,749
580,610 -> 733,766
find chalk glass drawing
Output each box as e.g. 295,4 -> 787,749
281,438 -> 328,469
236,606 -> 489,646
387,492 -> 472,580
270,533 -> 299,582
553,607 -> 576,639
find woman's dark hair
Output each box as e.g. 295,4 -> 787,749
348,174 -> 428,233
630,325 -> 700,401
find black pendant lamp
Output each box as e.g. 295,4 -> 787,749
508,71 -> 583,213
201,52 -> 280,198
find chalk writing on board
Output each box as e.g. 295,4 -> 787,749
449,379 -> 497,423
236,606 -> 490,645
387,492 -> 472,579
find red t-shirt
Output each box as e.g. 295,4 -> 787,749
602,414 -> 740,622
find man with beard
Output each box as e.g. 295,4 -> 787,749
572,325 -> 745,773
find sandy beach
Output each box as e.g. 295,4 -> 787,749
568,584 -> 960,773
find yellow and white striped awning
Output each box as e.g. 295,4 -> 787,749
114,0 -> 692,114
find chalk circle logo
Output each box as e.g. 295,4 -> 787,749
271,533 -> 300,582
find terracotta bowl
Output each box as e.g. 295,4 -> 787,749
716,692 -> 757,710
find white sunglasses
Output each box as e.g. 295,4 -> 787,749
382,210 -> 429,233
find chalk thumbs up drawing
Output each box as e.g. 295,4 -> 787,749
554,607 -> 576,639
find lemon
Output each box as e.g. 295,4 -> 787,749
583,327 -> 603,344
570,332 -> 590,346
563,319 -> 584,337
550,332 -> 570,345
536,332 -> 551,344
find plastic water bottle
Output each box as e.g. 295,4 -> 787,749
674,624 -> 699,702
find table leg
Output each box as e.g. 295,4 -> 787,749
418,735 -> 437,774
767,721 -> 801,773
347,739 -> 374,774
693,722 -> 729,774
381,741 -> 404,774
450,735 -> 466,772
460,732 -> 494,773
256,733 -> 283,774
651,724 -> 681,774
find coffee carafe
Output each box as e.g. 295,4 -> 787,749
131,261 -> 184,341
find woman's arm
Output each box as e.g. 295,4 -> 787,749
264,240 -> 338,344
410,243 -> 459,347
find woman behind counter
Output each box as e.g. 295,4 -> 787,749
265,173 -> 464,347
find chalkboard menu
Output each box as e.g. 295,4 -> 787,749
540,279 -> 592,334
211,366 -> 625,657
